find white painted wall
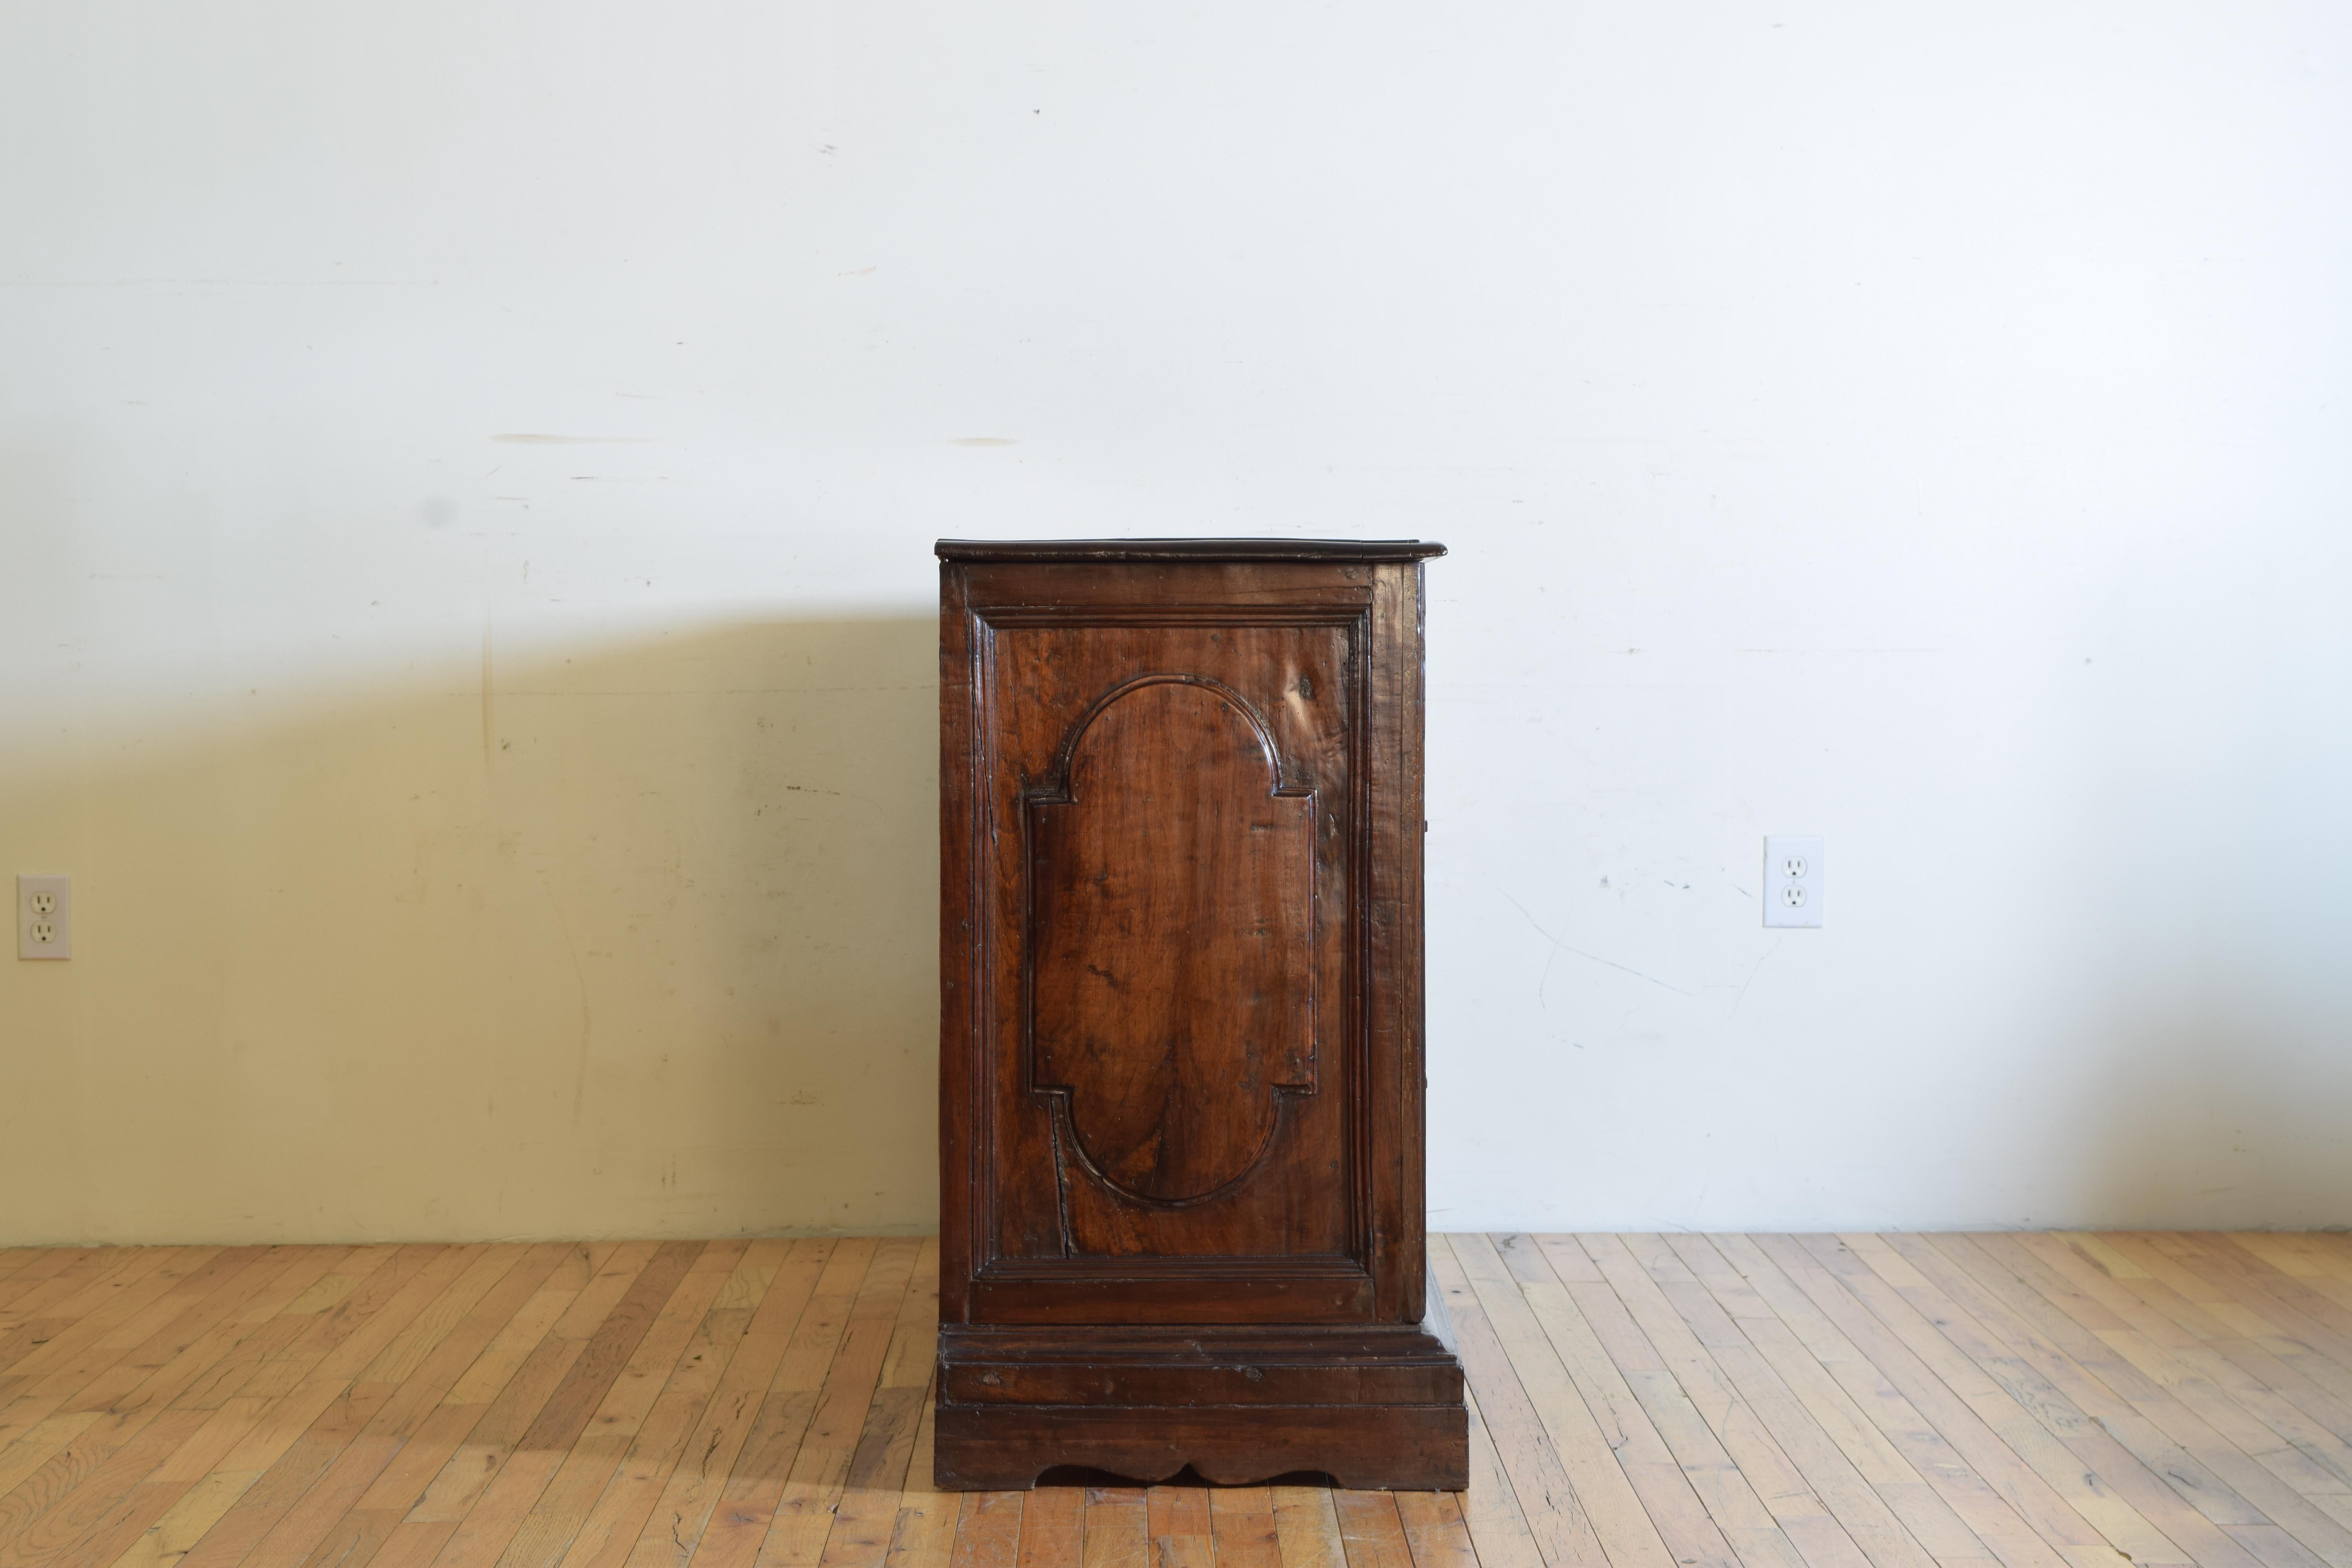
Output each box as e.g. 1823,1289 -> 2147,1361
3,2 -> 2347,1241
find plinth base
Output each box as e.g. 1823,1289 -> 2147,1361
933,1319 -> 1468,1490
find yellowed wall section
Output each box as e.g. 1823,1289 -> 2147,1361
7,3 -> 2349,1237
0,621 -> 937,1243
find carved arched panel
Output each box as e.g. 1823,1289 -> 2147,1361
1026,676 -> 1316,1207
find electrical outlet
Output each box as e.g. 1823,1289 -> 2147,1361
18,875 -> 71,959
1762,837 -> 1821,928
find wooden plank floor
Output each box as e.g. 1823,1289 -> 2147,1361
2,1235 -> 2350,1568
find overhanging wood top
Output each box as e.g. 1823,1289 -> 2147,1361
936,538 -> 1446,563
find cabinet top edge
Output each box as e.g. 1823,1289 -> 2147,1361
936,538 -> 1446,563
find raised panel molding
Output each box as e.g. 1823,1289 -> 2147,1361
1026,674 -> 1317,1211
970,608 -> 1367,1270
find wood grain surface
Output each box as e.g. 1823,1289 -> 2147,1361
1028,675 -> 1316,1209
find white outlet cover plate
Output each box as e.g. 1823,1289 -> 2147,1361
18,874 -> 71,959
1763,837 -> 1823,928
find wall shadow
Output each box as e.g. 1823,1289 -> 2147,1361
2060,981 -> 2352,1232
0,616 -> 940,1244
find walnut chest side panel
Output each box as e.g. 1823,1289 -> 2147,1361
936,541 -> 1461,1490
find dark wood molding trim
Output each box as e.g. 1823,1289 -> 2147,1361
937,537 -> 1446,563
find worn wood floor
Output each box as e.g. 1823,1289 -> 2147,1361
2,1234 -> 2351,1568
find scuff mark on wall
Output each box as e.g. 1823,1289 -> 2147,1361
535,868 -> 595,1128
490,434 -> 653,445
1730,941 -> 1780,1019
480,617 -> 494,775
1504,891 -> 1699,998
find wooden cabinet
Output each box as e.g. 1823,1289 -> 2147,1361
936,539 -> 1465,1490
